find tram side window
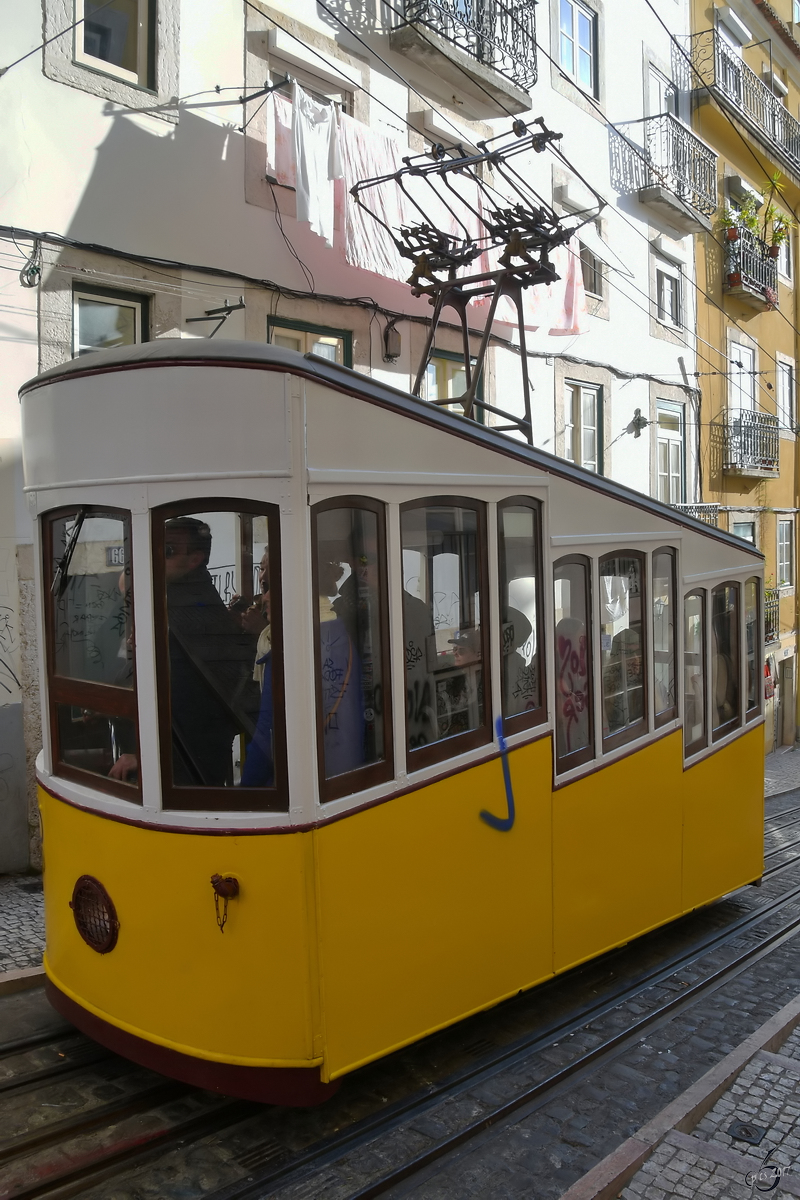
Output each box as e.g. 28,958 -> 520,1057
554,556 -> 594,772
599,552 -> 647,750
683,591 -> 706,756
312,500 -> 393,800
498,499 -> 545,732
653,548 -> 677,727
44,507 -> 139,799
401,500 -> 491,767
711,582 -> 741,742
152,503 -> 287,812
745,577 -> 761,721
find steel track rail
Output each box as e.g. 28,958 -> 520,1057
204,855 -> 800,1200
5,1098 -> 257,1200
344,905 -> 800,1200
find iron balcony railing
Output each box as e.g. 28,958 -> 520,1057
765,588 -> 780,644
671,503 -> 720,526
682,29 -> 800,173
725,225 -> 779,305
404,0 -> 537,92
723,409 -> 780,474
611,112 -> 716,217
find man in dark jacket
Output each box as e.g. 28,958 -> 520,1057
110,517 -> 260,787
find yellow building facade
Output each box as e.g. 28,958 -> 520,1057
690,0 -> 800,751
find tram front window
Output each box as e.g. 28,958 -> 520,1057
653,548 -> 677,727
312,500 -> 393,799
745,578 -> 760,720
684,590 -> 706,755
400,500 -> 490,766
152,503 -> 286,811
44,507 -> 139,797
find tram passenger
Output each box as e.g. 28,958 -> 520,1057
110,518 -> 260,786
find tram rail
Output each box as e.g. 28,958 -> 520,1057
4,809 -> 800,1200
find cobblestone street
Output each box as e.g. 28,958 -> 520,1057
0,872 -> 43,972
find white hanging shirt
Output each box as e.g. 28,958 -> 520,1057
292,82 -> 343,248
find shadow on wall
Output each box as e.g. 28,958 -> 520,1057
0,443 -> 30,872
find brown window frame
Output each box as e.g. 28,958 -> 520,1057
152,498 -> 288,813
599,549 -> 648,754
311,496 -> 394,802
653,546 -> 678,729
553,553 -> 595,774
497,496 -> 547,735
711,580 -> 742,744
42,505 -> 141,802
400,496 -> 492,772
683,589 -> 708,758
744,576 -> 762,723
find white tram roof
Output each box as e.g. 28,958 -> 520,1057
20,338 -> 762,562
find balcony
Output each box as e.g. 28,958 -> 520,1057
610,114 -> 716,234
683,30 -> 800,176
671,503 -> 720,526
390,0 -> 535,118
724,226 -> 779,310
765,588 -> 780,645
723,409 -> 780,477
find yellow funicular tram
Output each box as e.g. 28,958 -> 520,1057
21,339 -> 764,1104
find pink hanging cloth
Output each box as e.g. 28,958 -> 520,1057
339,114 -> 410,282
265,91 -> 295,188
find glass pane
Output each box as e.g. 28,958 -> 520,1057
600,554 -> 645,740
745,578 -> 759,713
711,584 -> 740,737
160,512 -> 269,789
84,0 -> 139,73
50,512 -> 133,687
314,506 -> 387,780
76,298 -> 136,354
401,505 -> 485,753
499,505 -> 541,720
56,703 -> 137,785
578,47 -> 592,88
311,336 -> 343,363
554,558 -> 593,765
653,550 -> 676,721
658,410 -> 681,433
684,592 -> 706,752
273,334 -> 303,352
577,9 -> 592,52
560,0 -> 573,35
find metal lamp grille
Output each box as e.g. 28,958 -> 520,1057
70,875 -> 119,954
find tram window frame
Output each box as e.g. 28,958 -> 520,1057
311,496 -> 394,802
599,549 -> 648,753
42,505 -> 142,802
744,576 -> 761,723
653,546 -> 678,729
711,581 -> 742,743
553,554 -> 595,774
400,496 -> 492,772
497,497 -> 546,734
151,498 -> 288,813
683,589 -> 707,757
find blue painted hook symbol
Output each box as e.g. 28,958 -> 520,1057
480,716 -> 516,832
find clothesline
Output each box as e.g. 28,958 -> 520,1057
266,85 -> 588,337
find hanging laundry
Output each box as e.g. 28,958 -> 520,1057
266,90 -> 295,188
545,238 -> 589,336
292,82 -> 343,248
340,114 -> 409,282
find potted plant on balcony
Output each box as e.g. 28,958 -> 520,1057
719,205 -> 740,241
769,213 -> 795,258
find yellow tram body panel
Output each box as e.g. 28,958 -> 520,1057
39,723 -> 763,1084
39,787 -> 318,1068
681,723 -> 765,911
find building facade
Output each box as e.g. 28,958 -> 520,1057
2,0 -> 713,867
686,0 -> 800,752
